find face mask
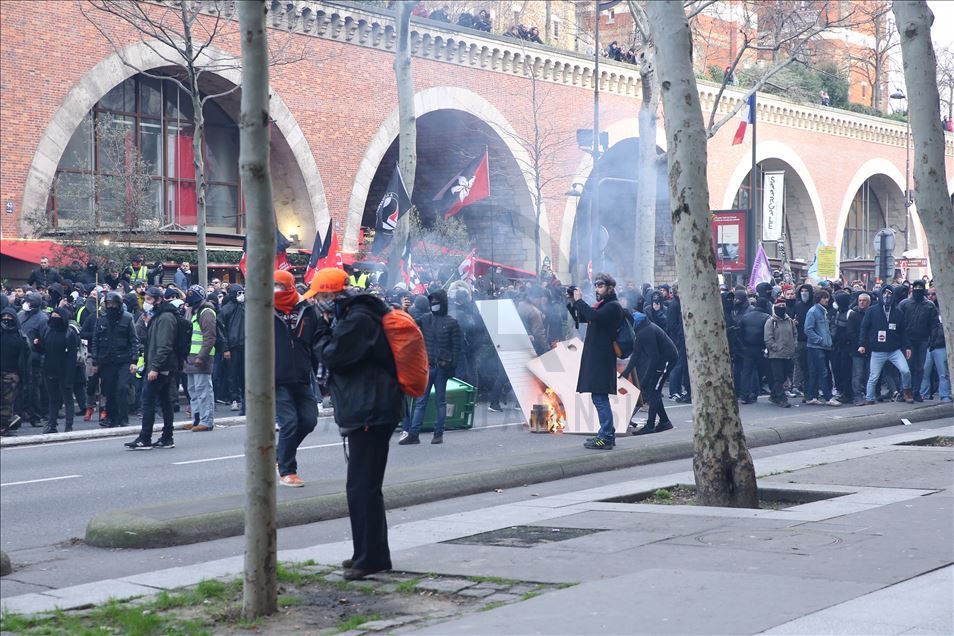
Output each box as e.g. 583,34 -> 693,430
883,295 -> 893,306
21,303 -> 31,312
143,302 -> 154,313
107,305 -> 122,317
774,306 -> 786,318
70,291 -> 80,301
431,304 -> 442,313
237,293 -> 245,303
800,292 -> 810,302
912,289 -> 925,301
1,320 -> 14,330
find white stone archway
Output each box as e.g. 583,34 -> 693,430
556,117 -> 668,276
20,40 -> 329,239
345,86 -> 551,267
834,158 -> 925,261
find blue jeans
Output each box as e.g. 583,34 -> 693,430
592,393 -> 614,443
921,347 -> 951,400
866,350 -> 911,401
276,382 -> 318,477
806,347 -> 831,401
185,373 -> 214,428
405,367 -> 449,436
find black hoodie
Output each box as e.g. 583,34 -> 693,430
417,289 -> 462,373
859,287 -> 906,352
0,307 -> 31,375
793,284 -> 814,341
36,307 -> 79,378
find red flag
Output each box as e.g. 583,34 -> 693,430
457,248 -> 477,282
304,219 -> 342,284
732,93 -> 755,146
434,149 -> 490,219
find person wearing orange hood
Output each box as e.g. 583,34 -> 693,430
273,269 -> 322,487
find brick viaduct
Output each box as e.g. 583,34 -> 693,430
2,0 -> 952,282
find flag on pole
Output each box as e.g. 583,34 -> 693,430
239,229 -> 292,275
457,248 -> 477,282
433,148 -> 490,219
732,93 -> 756,146
371,166 -> 413,256
401,237 -> 425,294
747,243 -> 773,290
303,218 -> 342,284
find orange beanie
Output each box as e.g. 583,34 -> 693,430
302,268 -> 348,299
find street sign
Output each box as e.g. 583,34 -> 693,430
902,257 -> 927,267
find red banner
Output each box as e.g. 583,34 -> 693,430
711,210 -> 747,272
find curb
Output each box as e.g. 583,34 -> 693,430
0,418 -> 247,446
84,402 -> 953,549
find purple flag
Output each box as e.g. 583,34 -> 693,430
748,243 -> 773,291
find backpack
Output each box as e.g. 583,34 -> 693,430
381,308 -> 429,397
613,310 -> 636,359
173,312 -> 194,361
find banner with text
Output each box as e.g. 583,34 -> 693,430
710,210 -> 747,272
761,170 -> 785,241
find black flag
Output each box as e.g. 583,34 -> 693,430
371,166 -> 413,256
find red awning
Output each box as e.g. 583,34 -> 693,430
0,239 -> 84,266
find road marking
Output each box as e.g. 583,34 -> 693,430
1,474 -> 81,487
172,442 -> 343,465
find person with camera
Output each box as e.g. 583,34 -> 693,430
568,274 -> 625,450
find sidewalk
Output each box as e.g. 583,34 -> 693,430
3,423 -> 951,633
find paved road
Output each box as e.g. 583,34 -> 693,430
2,396 -> 937,559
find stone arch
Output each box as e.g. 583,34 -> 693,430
720,140 -> 826,260
834,158 -> 925,262
345,86 -> 551,266
20,40 -> 329,241
556,117 -> 668,276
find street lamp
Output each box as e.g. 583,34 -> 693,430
889,90 -> 912,251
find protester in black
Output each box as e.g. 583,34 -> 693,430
91,292 -> 139,428
626,311 -> 679,435
34,307 -> 79,433
1,308 -> 31,436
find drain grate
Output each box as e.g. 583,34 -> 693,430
443,525 -> 605,548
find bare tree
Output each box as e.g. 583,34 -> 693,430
893,0 -> 954,378
26,114 -> 158,265
847,1 -> 899,110
935,45 -> 954,120
81,0 -> 302,289
386,1 -> 418,282
646,0 -> 758,508
238,0 -> 277,619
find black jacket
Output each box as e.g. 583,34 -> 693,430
793,284 -> 815,342
91,311 -> 139,365
220,288 -> 246,348
859,289 -> 906,352
665,295 -> 686,350
144,301 -> 179,374
571,291 -> 624,395
274,301 -> 320,386
36,309 -> 79,379
846,305 -> 868,358
624,316 -> 678,385
0,307 -> 31,376
739,309 -> 771,351
314,293 -> 404,432
28,266 -> 62,289
898,293 -> 939,344
417,290 -> 462,373
927,301 -> 946,351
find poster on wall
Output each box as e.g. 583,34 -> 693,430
710,210 -> 747,272
761,171 -> 785,241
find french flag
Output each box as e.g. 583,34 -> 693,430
732,93 -> 756,146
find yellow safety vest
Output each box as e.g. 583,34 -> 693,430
190,307 -> 215,356
129,265 -> 149,283
348,273 -> 369,288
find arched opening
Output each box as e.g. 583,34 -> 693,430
567,137 -> 669,284
840,174 -> 908,261
730,159 -> 822,272
359,109 -> 536,273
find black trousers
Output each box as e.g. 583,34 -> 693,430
45,374 -> 74,430
229,347 -> 245,403
99,363 -> 131,425
345,422 -> 398,572
644,363 -> 672,427
139,373 -> 175,441
769,358 -> 793,403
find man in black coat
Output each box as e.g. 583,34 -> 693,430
27,256 -> 63,289
34,307 -> 79,433
569,273 -> 625,450
1,307 -> 31,436
220,284 -> 246,413
91,292 -> 139,428
859,286 -> 912,403
792,283 -> 815,397
625,312 -> 678,435
400,288 -> 461,445
897,279 -> 938,403
665,286 -> 690,403
738,301 -> 771,403
846,292 -> 871,406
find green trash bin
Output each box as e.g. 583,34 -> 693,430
412,378 -> 476,432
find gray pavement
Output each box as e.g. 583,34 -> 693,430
1,418 -> 952,635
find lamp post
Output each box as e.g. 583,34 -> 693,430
890,90 -> 912,251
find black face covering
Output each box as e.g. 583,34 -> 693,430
1,320 -> 15,331
774,306 -> 786,318
912,289 -> 925,302
49,316 -> 66,331
883,293 -> 893,307
107,305 -> 123,319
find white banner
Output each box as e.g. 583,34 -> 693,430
761,170 -> 785,241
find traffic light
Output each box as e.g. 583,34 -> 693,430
873,228 -> 896,281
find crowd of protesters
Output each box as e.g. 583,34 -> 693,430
1,255 -> 949,447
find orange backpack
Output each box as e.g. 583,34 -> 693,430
381,309 -> 429,397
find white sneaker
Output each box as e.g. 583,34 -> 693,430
826,398 -> 842,407
398,430 -> 410,442
230,401 -> 240,411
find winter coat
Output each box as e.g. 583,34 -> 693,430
183,301 -> 217,374
764,314 -> 796,359
314,293 -> 405,432
665,295 -> 686,350
0,307 -> 31,376
831,292 -> 852,350
572,291 -> 624,395
144,301 -> 179,375
804,303 -> 832,350
793,284 -> 815,342
417,290 -> 462,374
174,268 -> 193,290
645,292 -> 669,331
274,301 -> 320,386
35,308 -> 79,379
17,303 -> 48,364
27,266 -> 62,289
928,302 -> 946,351
859,289 -> 906,353
220,288 -> 246,348
91,310 -> 139,366
898,293 -> 939,343
846,306 -> 868,357
739,309 -> 771,352
623,315 -> 678,385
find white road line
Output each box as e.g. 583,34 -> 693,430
0,474 -> 82,487
172,442 -> 343,465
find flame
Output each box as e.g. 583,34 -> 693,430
544,388 -> 566,434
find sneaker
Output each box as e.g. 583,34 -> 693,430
431,433 -> 443,444
230,401 -> 240,412
675,394 -> 692,404
9,414 -> 21,430
632,424 -> 656,436
825,398 -> 842,407
279,474 -> 305,488
124,439 -> 153,450
654,420 -> 674,433
903,389 -> 914,403
153,437 -> 175,449
398,432 -> 420,445
41,425 -> 57,434
488,403 -> 503,413
583,437 -> 614,450
805,399 -> 822,405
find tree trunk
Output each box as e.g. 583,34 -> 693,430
645,0 -> 758,508
238,0 -> 278,619
387,1 -> 417,281
893,0 -> 954,376
180,3 -> 208,290
635,53 -> 658,285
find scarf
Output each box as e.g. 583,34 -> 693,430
274,290 -> 300,315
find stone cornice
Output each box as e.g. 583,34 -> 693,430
200,0 -> 952,156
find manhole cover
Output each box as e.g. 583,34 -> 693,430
691,529 -> 845,554
444,526 -> 605,548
